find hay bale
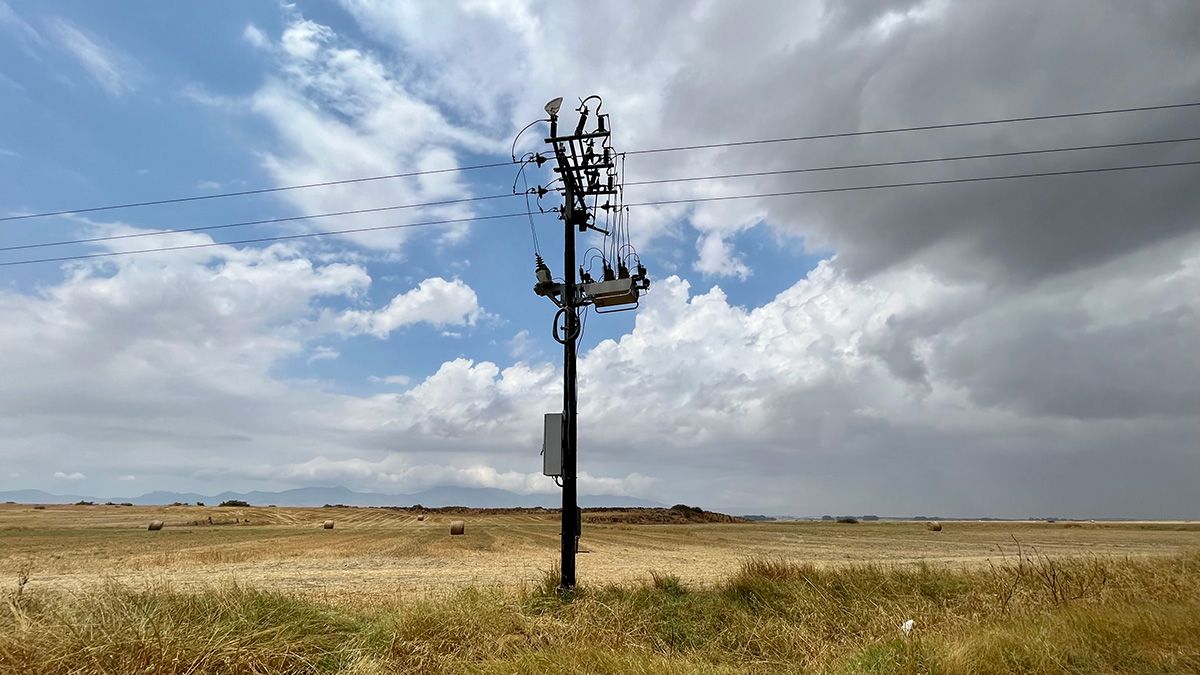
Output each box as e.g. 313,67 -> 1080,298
323,520 -> 335,530
147,520 -> 163,531
416,514 -> 425,521
449,520 -> 465,535
926,520 -> 942,532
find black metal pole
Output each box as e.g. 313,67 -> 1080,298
540,97 -> 621,590
561,204 -> 578,590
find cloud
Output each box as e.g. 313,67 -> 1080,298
508,329 -> 537,360
306,346 -> 339,365
0,0 -> 46,57
48,18 -> 137,97
180,83 -> 243,110
335,277 -> 482,338
235,11 -> 498,253
695,231 -> 750,279
118,474 -> 136,481
3,222 -> 1197,515
242,23 -> 268,49
54,471 -> 86,480
368,374 -> 411,386
206,454 -> 653,497
336,1 -> 1200,283
4,2 -> 1199,517
319,240 -> 1200,516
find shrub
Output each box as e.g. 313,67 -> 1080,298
219,499 -> 250,507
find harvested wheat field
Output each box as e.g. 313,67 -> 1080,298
2,503 -> 1197,602
2,504 -> 1199,673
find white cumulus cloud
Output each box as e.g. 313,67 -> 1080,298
335,277 -> 482,338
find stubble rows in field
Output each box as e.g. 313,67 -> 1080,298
1,504 -> 1196,603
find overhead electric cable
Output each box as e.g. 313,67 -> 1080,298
626,101 -> 1200,156
623,136 -> 1200,187
5,159 -> 1196,268
0,212 -> 538,268
0,193 -> 519,252
0,160 -> 518,223
622,159 -> 1200,207
5,101 -> 1197,224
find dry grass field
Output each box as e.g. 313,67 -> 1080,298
1,503 -> 1196,602
2,503 -> 1199,673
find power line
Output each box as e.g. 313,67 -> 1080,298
5,159 -> 1196,268
0,193 -> 519,252
10,135 -> 1192,255
0,160 -> 518,223
0,212 -> 536,268
624,136 -> 1200,187
5,101 -> 1197,224
624,159 -> 1200,208
626,101 -> 1200,156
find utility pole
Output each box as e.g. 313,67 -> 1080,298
529,96 -> 648,590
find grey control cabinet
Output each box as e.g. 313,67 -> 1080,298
542,412 -> 562,477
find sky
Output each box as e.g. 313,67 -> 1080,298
1,0 -> 1198,518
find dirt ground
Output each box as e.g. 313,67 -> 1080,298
2,504 -> 1197,604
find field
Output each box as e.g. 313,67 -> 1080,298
2,504 -> 1199,673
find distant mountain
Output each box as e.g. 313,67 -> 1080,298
0,489 -> 95,504
0,485 -> 664,509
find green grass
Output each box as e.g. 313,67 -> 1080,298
3,552 -> 1198,674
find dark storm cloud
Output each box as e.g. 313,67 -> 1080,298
937,299 -> 1200,420
654,0 -> 1200,283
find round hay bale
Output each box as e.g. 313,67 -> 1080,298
926,520 -> 942,532
449,520 -> 465,535
322,520 -> 334,530
416,514 -> 425,521
147,520 -> 163,531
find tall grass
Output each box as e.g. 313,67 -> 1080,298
2,551 -> 1198,674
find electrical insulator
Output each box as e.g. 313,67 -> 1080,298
579,266 -> 595,284
618,261 -> 630,279
534,255 -> 555,297
602,261 -> 616,281
636,263 -> 650,290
